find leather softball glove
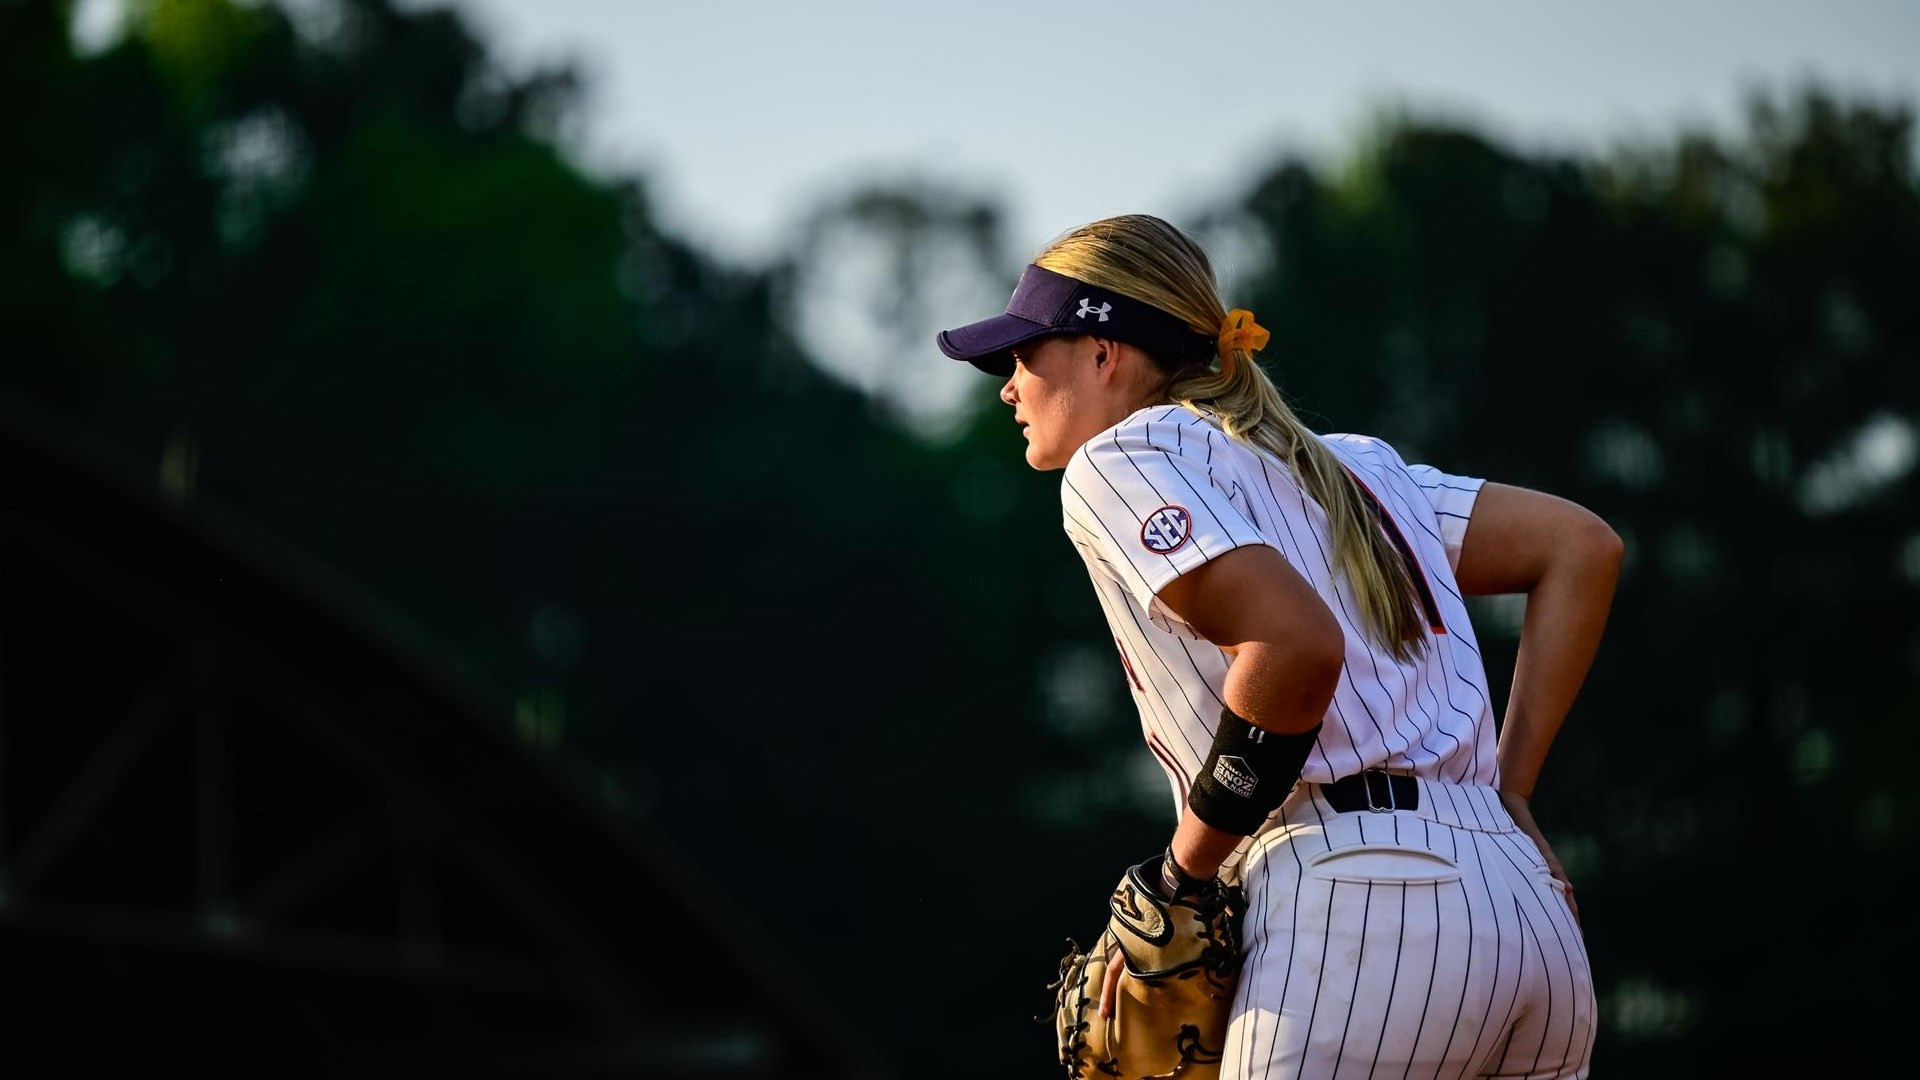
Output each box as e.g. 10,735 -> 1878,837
1046,854 -> 1246,1079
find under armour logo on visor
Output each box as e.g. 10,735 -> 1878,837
1076,298 -> 1112,322
1140,505 -> 1191,554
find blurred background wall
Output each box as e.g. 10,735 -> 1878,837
4,0 -> 1915,1075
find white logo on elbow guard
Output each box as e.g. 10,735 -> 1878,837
1213,755 -> 1259,798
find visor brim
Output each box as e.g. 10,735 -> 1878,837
935,313 -> 1056,376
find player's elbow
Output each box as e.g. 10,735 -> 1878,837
1249,613 -> 1344,733
1289,591 -> 1345,673
1276,648 -> 1344,736
1570,511 -> 1625,586
1296,618 -> 1346,712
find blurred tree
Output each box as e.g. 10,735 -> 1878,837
4,4 -> 1080,1072
775,179 -> 1011,437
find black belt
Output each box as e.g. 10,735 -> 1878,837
1320,770 -> 1420,813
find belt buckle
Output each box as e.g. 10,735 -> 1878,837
1362,770 -> 1397,814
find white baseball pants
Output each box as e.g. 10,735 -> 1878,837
1224,776 -> 1596,1079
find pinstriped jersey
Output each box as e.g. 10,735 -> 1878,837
1060,405 -> 1496,828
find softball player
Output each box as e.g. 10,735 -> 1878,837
938,214 -> 1618,1078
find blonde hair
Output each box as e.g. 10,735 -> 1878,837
1035,214 -> 1429,661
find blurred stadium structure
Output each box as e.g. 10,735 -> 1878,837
0,397 -> 891,1079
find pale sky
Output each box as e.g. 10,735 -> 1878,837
427,0 -> 1916,265
67,0 -> 1918,426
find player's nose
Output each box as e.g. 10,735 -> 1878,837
999,374 -> 1018,405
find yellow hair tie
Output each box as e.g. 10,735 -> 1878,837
1217,309 -> 1270,357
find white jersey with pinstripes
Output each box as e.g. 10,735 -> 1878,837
1060,404 -> 1495,827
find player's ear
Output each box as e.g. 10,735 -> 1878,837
1089,337 -> 1121,383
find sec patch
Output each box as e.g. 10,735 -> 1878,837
1140,505 -> 1192,555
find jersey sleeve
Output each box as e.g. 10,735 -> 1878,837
1060,416 -> 1272,635
1405,464 -> 1486,572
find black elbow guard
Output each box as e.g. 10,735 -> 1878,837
1186,708 -> 1322,835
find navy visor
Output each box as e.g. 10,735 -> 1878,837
936,264 -> 1216,376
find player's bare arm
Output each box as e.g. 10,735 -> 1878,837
1093,546 -> 1344,1020
1154,545 -> 1343,882
1454,482 -> 1623,799
1456,481 -> 1622,918
1160,545 -> 1344,737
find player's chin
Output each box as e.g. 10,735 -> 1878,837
1024,442 -> 1067,471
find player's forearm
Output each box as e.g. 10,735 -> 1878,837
1495,521 -> 1622,798
1169,808 -> 1246,882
